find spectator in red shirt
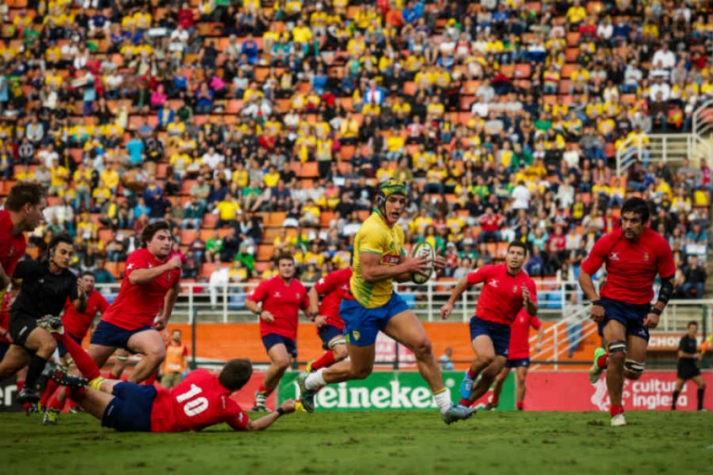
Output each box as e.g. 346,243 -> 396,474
478,207 -> 504,243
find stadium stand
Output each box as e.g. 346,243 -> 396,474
0,0 -> 710,299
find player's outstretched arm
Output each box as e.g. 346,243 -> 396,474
307,286 -> 321,317
245,399 -> 296,431
128,257 -> 182,285
643,275 -> 674,329
578,270 -> 605,323
440,276 -> 471,320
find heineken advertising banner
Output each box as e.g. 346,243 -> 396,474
0,376 -> 23,412
278,371 -> 515,411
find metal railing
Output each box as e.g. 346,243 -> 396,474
93,281 -> 713,332
692,98 -> 713,138
615,133 -> 712,176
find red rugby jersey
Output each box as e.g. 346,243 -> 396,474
246,276 -> 309,340
508,308 -> 542,360
150,369 -> 249,433
101,248 -> 181,330
62,290 -> 109,339
313,268 -> 352,331
0,210 -> 26,277
581,227 -> 676,305
467,264 -> 538,325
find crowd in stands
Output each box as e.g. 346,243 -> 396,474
0,0 -> 710,300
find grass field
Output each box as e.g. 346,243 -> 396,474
1,411 -> 712,475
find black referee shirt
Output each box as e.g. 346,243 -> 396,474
678,335 -> 698,362
10,260 -> 78,319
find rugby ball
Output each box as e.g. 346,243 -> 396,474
411,242 -> 435,284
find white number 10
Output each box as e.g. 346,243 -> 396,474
175,384 -> 209,417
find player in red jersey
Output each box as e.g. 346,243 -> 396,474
49,356 -> 296,432
88,221 -> 182,384
440,241 -> 538,407
40,271 -> 110,425
486,308 -> 543,411
245,254 -> 315,412
305,267 -> 352,373
579,197 -> 676,426
0,182 -> 46,299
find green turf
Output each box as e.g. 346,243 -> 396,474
1,411 -> 711,475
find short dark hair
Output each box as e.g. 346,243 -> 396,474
48,233 -> 73,256
81,271 -> 96,279
141,221 -> 171,247
621,197 -> 650,224
507,241 -> 528,254
219,358 -> 253,391
5,182 -> 46,212
277,253 -> 295,265
688,321 -> 698,328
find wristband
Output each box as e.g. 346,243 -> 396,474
276,407 -> 285,416
651,308 -> 662,316
591,300 -> 603,307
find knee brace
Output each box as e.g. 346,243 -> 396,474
328,337 -> 346,349
607,341 -> 627,354
624,359 -> 645,375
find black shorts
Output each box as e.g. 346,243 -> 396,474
677,360 -> 701,380
8,312 -> 39,348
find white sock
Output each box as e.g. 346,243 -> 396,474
305,369 -> 326,390
433,388 -> 452,414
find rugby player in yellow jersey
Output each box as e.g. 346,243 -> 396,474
297,181 -> 476,424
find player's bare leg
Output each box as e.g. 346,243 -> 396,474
383,310 -> 476,422
487,366 -> 510,410
87,343 -> 119,372
307,340 -> 348,373
315,344 -> 376,383
515,366 -> 529,410
0,344 -> 31,381
112,349 -> 130,379
602,320 -> 628,426
461,335 -> 505,405
126,330 -> 166,383
255,344 -> 291,411
383,311 -> 444,391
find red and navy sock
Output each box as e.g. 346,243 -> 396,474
459,398 -> 471,407
491,395 -> 499,406
610,404 -> 624,418
258,384 -> 271,396
467,366 -> 477,379
48,391 -> 64,411
311,351 -> 336,371
52,334 -> 100,380
596,353 -> 609,369
516,401 -> 524,410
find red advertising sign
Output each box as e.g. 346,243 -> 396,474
526,371 -> 712,411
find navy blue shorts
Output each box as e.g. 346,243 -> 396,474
102,382 -> 156,432
90,320 -> 155,350
341,293 -> 410,347
262,333 -> 297,357
469,316 -> 511,358
598,298 -> 651,342
57,333 -> 83,358
506,358 -> 530,369
318,324 -> 344,351
0,342 -> 9,360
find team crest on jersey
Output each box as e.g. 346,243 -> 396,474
489,279 -> 498,288
167,273 -> 172,282
643,252 -> 650,262
512,285 -> 518,293
274,291 -> 282,298
7,247 -> 14,256
296,293 -> 301,300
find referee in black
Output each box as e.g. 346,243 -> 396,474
0,234 -> 87,403
672,321 -> 707,411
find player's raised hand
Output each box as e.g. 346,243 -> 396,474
589,302 -> 605,323
440,302 -> 454,320
404,255 -> 432,276
165,256 -> 183,270
280,399 -> 297,414
77,278 -> 86,297
521,285 -> 531,303
260,310 -> 275,323
314,315 -> 327,328
642,312 -> 659,329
